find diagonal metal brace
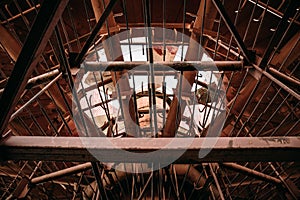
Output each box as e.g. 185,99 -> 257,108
212,0 -> 255,64
0,0 -> 69,137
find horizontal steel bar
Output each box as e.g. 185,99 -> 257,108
0,136 -> 299,163
83,61 -> 244,71
118,22 -> 191,29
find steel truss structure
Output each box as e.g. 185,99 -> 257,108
0,0 -> 299,199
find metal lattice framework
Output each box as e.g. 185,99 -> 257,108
0,0 -> 299,199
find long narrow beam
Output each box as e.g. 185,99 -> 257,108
0,0 -> 69,136
31,163 -> 92,184
269,67 -> 300,87
1,136 -> 299,162
0,21 -> 72,114
1,4 -> 41,24
9,73 -> 62,121
11,163 -> 92,199
84,61 -> 244,71
221,163 -> 281,184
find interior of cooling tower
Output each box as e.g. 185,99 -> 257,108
0,0 -> 299,199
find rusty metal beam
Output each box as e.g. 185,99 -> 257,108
0,4 -> 41,24
9,73 -> 62,121
118,22 -> 191,29
1,136 -> 299,162
0,0 -> 69,136
221,163 -> 281,185
84,61 -> 244,71
269,67 -> 300,87
11,162 -> 92,199
269,31 -> 299,71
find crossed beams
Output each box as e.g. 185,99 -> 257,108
0,0 -> 69,136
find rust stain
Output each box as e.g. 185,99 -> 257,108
228,140 -> 233,148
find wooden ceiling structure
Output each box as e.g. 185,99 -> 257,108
0,0 -> 299,199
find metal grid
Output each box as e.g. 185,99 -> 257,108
0,0 -> 299,199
